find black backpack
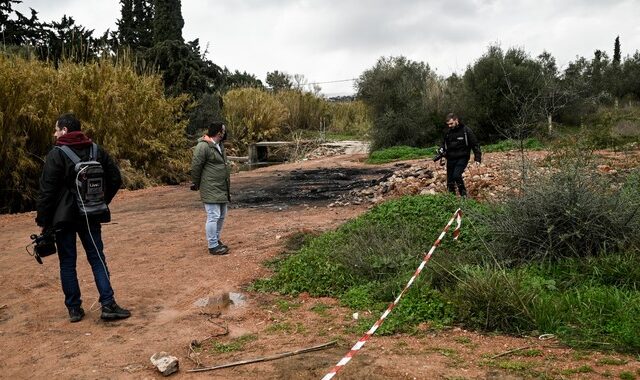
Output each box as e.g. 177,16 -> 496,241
58,143 -> 109,216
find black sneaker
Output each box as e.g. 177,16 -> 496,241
209,245 -> 229,255
69,307 -> 85,323
101,302 -> 131,320
217,240 -> 228,249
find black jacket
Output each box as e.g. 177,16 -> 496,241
441,123 -> 482,163
35,142 -> 122,228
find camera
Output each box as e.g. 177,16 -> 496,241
432,147 -> 446,162
29,229 -> 57,264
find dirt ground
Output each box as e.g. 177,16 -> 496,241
1,151 -> 639,380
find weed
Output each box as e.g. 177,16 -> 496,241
209,334 -> 258,353
310,303 -> 331,317
483,138 -> 545,153
598,357 -> 629,366
561,365 -> 594,375
453,336 -> 472,345
619,371 -> 637,380
496,360 -> 535,371
519,349 -> 543,357
265,322 -> 292,334
276,300 -> 302,312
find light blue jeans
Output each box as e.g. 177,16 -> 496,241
204,203 -> 227,248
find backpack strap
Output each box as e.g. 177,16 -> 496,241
90,143 -> 98,160
58,143 -> 99,162
58,145 -> 81,164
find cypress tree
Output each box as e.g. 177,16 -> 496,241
133,0 -> 154,49
153,0 -> 183,43
613,36 -> 621,66
116,0 -> 136,47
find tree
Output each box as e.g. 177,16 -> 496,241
462,46 -> 546,141
613,36 -> 621,66
153,0 -> 183,43
356,55 -> 439,149
40,15 -> 99,66
133,0 -> 153,49
116,0 -> 135,47
266,70 -> 292,92
223,68 -> 264,89
0,0 -> 45,49
116,0 -> 153,50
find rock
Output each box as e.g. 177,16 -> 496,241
150,352 -> 179,376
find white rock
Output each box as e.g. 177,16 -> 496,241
150,352 -> 179,376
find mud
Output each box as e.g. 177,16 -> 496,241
231,167 -> 392,208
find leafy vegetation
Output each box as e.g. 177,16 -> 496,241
255,169 -> 640,352
367,146 -> 438,164
0,54 -> 188,212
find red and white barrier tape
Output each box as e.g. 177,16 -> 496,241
321,208 -> 463,380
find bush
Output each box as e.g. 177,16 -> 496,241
276,89 -> 327,134
482,138 -> 545,153
487,161 -> 640,264
222,87 -> 288,154
254,194 -> 487,330
0,54 -> 189,212
326,100 -> 371,138
446,267 -> 537,333
255,193 -> 640,351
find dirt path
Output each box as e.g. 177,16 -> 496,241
1,152 -> 639,379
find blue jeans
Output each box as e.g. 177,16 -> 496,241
204,203 -> 227,248
55,223 -> 115,309
446,158 -> 469,196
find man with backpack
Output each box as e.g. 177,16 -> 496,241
438,113 -> 482,197
36,113 -> 130,323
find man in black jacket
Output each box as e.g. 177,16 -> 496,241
36,114 -> 130,323
440,113 -> 481,197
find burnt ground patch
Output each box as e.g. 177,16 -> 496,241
231,167 -> 393,209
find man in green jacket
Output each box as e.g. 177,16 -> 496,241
190,122 -> 231,255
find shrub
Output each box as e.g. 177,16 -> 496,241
326,100 -> 371,138
276,89 -> 327,133
446,267 -> 537,333
482,138 -> 545,153
487,161 -> 640,264
0,54 -> 189,212
222,87 -> 288,154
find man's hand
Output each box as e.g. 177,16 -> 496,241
190,183 -> 199,191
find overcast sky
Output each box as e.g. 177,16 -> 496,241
14,0 -> 640,97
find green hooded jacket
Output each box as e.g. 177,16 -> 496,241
191,138 -> 231,203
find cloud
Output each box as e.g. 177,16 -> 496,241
13,0 -> 640,95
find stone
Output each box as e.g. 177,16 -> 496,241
150,352 -> 179,376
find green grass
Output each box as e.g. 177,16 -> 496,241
310,303 -> 331,317
561,365 -> 594,375
209,334 -> 258,353
367,145 -> 438,164
254,191 -> 640,353
597,357 -> 629,366
366,138 -> 545,165
275,299 -> 302,312
619,371 -> 637,380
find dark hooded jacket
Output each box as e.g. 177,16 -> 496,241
35,131 -> 122,228
440,123 -> 482,163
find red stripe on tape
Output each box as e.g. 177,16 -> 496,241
322,208 -> 462,380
